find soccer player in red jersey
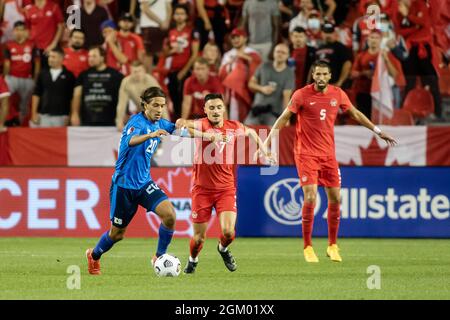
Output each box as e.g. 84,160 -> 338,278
264,60 -> 397,263
178,93 -> 273,273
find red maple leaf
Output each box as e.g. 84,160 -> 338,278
359,137 -> 389,166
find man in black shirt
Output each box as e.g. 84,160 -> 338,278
30,47 -> 75,127
315,22 -> 352,89
70,46 -> 124,126
81,0 -> 109,48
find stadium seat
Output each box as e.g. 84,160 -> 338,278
438,66 -> 450,96
384,109 -> 414,126
402,87 -> 435,119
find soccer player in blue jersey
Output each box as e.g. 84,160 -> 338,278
86,87 -> 184,275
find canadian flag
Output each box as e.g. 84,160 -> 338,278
371,52 -> 394,123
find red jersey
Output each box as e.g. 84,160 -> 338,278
24,1 -> 63,50
106,32 -> 145,75
288,84 -> 353,157
193,118 -> 245,190
4,40 -> 38,78
63,47 -> 89,78
352,50 -> 378,94
166,25 -> 200,72
183,75 -> 224,118
0,76 -> 11,99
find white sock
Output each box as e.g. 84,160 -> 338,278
189,256 -> 198,263
218,243 -> 228,252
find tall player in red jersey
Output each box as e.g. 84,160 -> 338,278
178,93 -> 273,273
265,60 -> 397,263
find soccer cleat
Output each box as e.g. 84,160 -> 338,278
217,244 -> 237,272
86,248 -> 101,275
327,244 -> 342,262
303,246 -> 319,263
183,260 -> 198,274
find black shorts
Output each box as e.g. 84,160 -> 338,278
109,180 -> 168,228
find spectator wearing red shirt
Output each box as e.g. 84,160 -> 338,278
23,0 -> 64,69
0,76 -> 11,133
163,4 -> 200,118
289,26 -> 316,89
351,30 -> 401,118
102,14 -> 145,75
63,29 -> 89,78
394,0 -> 442,119
182,57 -> 224,119
3,21 -> 40,124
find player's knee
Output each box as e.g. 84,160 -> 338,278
304,193 -> 317,204
162,211 -> 176,229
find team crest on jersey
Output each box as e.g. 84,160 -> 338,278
330,99 -> 338,107
127,126 -> 135,135
191,212 -> 198,219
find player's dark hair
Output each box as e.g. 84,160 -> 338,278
70,28 -> 85,37
311,60 -> 332,73
140,87 -> 166,108
13,21 -> 26,29
204,93 -> 224,104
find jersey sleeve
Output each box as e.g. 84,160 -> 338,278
161,119 -> 176,134
123,122 -> 144,146
287,89 -> 303,114
339,88 -> 353,112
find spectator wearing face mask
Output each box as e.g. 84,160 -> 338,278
289,0 -> 315,31
304,10 -> 324,49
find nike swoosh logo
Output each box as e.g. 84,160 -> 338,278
310,102 -> 316,105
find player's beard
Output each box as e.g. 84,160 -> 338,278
316,81 -> 328,91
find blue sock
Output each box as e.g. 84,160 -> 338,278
156,224 -> 174,257
92,231 -> 115,260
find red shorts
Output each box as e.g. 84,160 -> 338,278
191,186 -> 237,223
295,155 -> 341,187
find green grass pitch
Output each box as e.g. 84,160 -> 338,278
1,237 -> 449,300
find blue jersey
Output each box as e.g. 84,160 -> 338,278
112,112 -> 175,189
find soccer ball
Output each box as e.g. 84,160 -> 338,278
153,254 -> 181,277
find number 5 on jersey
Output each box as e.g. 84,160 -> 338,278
320,109 -> 326,120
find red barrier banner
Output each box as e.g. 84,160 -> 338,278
0,167 -> 221,238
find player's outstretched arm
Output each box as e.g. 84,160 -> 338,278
244,126 -> 276,164
129,130 -> 169,146
346,106 -> 398,147
263,107 -> 294,150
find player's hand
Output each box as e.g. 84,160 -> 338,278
378,131 -> 397,147
70,113 -> 80,126
175,118 -> 187,129
30,113 -> 40,125
261,85 -> 276,96
149,129 -> 169,138
205,132 -> 228,143
253,149 -> 277,165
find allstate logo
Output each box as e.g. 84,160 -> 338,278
264,178 -> 321,225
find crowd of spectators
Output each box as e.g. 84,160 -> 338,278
0,0 -> 448,132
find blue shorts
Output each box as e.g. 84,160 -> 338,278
109,180 -> 168,228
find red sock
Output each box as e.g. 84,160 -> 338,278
302,202 -> 315,249
189,238 -> 204,259
219,232 -> 235,248
328,202 -> 341,245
